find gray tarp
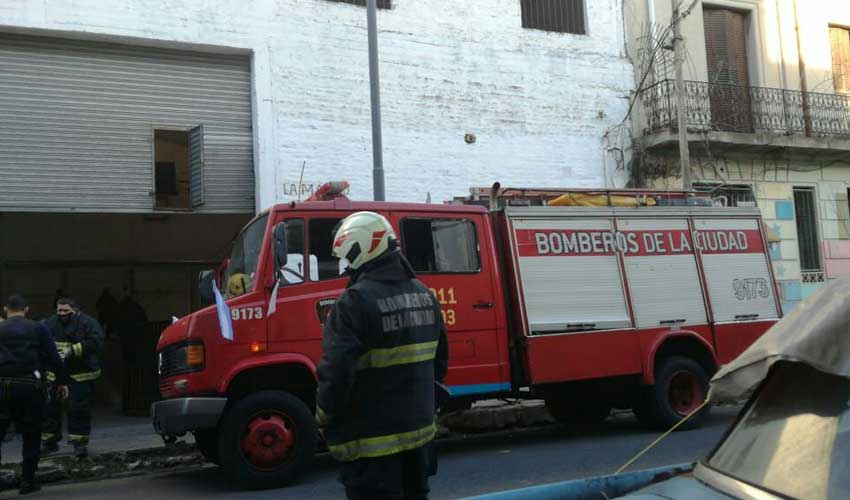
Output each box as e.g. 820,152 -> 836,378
709,278 -> 850,403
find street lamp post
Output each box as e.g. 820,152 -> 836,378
367,0 -> 385,201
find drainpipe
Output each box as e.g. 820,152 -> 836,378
792,0 -> 812,136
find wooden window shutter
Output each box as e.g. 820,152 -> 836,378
703,8 -> 750,87
703,8 -> 753,132
189,125 -> 205,208
830,27 -> 850,94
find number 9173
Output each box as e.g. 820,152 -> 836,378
231,307 -> 263,321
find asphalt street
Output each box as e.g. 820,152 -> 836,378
18,406 -> 740,500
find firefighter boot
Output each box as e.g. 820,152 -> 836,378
19,457 -> 40,495
67,380 -> 94,460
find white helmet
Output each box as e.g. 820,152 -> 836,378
332,211 -> 397,271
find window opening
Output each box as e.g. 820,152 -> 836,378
222,214 -> 269,297
309,218 -> 345,281
401,219 -> 480,274
520,0 -> 586,35
794,187 -> 821,272
154,129 -> 191,209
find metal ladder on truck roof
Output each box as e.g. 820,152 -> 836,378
451,182 -> 713,211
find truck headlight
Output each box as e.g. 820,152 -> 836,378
158,341 -> 205,377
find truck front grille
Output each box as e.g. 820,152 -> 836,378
158,346 -> 183,379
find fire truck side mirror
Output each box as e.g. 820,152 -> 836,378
272,222 -> 288,281
198,270 -> 216,307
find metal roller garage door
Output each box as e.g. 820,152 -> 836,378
617,218 -> 707,328
0,33 -> 254,212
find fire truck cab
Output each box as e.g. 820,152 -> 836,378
152,184 -> 780,488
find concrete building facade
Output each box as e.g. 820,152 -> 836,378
0,0 -> 633,412
624,0 -> 850,312
0,0 -> 638,312
3,0 -> 634,208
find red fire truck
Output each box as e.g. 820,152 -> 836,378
152,184 -> 780,488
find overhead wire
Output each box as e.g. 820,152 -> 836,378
603,0 -> 700,183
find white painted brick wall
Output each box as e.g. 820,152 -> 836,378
2,0 -> 633,209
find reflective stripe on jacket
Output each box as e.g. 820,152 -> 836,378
317,251 -> 449,462
43,313 -> 104,379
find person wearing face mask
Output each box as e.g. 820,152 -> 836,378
0,295 -> 68,495
41,298 -> 104,459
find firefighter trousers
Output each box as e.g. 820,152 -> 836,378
341,443 -> 437,500
0,380 -> 45,481
42,379 -> 95,445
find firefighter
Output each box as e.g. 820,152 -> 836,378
226,272 -> 251,298
42,298 -> 104,458
316,211 -> 449,500
0,295 -> 68,495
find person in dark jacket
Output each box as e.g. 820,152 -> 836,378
317,211 -> 449,500
95,288 -> 119,339
113,290 -> 148,414
42,298 -> 104,458
0,295 -> 68,494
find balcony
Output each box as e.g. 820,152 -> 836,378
640,80 -> 850,157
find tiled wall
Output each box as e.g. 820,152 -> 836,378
824,240 -> 850,278
758,178 -> 850,311
756,184 -> 803,313
653,160 -> 850,314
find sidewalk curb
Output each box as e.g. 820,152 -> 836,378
0,400 -> 559,489
0,442 -> 205,491
439,400 -> 554,432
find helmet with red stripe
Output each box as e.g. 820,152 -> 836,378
332,211 -> 397,271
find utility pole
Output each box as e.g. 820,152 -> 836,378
671,0 -> 691,190
367,0 -> 385,201
792,0 -> 811,137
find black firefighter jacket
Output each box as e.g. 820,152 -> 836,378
43,313 -> 104,382
316,251 -> 449,462
0,316 -> 67,383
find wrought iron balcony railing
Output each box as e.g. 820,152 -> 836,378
642,79 -> 850,138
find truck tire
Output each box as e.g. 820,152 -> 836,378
193,429 -> 220,465
218,390 -> 317,489
544,393 -> 611,429
633,356 -> 710,430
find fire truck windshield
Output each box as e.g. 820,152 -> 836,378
222,213 -> 269,298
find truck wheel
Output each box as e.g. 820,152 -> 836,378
634,356 -> 710,430
193,429 -> 220,465
544,394 -> 611,429
218,390 -> 317,489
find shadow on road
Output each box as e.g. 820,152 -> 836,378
435,405 -> 738,456
26,406 -> 741,500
